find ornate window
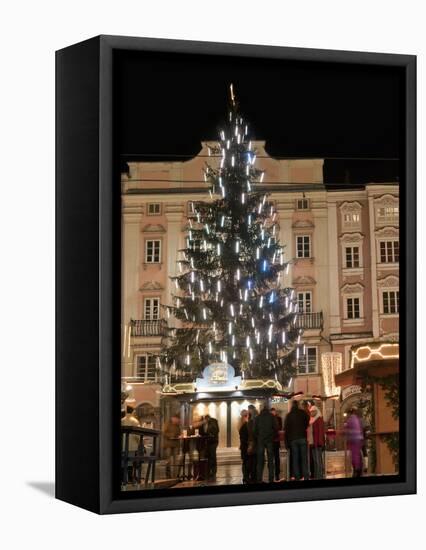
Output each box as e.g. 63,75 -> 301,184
376,226 -> 399,265
297,291 -> 312,313
340,202 -> 362,231
298,347 -> 317,374
346,297 -> 360,319
382,291 -> 399,314
379,241 -> 399,263
296,235 -> 311,258
345,246 -> 360,268
374,194 -> 399,226
145,239 -> 161,263
340,232 -> 364,271
296,198 -> 309,210
377,275 -> 399,316
144,297 -> 160,320
341,283 -> 364,325
135,355 -> 158,381
147,203 -> 161,215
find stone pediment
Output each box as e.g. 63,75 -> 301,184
375,226 -> 399,238
339,232 -> 364,243
141,223 -> 166,233
292,219 -> 315,229
140,281 -> 164,291
292,275 -> 316,285
374,194 -> 398,207
340,282 -> 364,295
377,275 -> 399,288
340,201 -> 362,213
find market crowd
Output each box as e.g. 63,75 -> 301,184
123,400 -> 367,484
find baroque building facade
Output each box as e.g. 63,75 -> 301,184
121,141 -> 399,435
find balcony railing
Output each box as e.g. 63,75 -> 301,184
295,311 -> 324,330
130,319 -> 167,337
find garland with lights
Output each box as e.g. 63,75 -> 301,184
157,86 -> 302,385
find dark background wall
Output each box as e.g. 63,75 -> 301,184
115,50 -> 404,187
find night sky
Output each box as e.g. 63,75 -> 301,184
114,49 -> 404,187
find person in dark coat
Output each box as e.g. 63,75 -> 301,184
246,405 -> 258,482
200,414 -> 219,480
271,408 -> 283,481
238,410 -> 250,483
253,406 -> 278,483
284,400 -> 310,480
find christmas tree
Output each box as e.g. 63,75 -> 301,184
159,85 -> 302,385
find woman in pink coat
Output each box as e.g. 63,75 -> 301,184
344,407 -> 364,477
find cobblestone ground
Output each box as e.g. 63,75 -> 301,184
122,450 -> 350,491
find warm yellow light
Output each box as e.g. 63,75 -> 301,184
322,352 -> 342,397
350,343 -> 399,369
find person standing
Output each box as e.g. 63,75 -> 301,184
200,414 -> 219,480
271,408 -> 283,481
284,400 -> 310,481
246,404 -> 258,483
162,413 -> 181,478
254,406 -> 278,483
308,405 -> 325,479
344,407 -> 364,477
121,405 -> 142,483
238,409 -> 250,483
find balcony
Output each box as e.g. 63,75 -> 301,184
295,312 -> 323,330
130,319 -> 167,337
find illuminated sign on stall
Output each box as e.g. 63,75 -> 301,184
196,363 -> 242,391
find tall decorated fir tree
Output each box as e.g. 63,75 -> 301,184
159,86 -> 302,386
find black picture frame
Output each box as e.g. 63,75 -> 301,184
56,35 -> 416,514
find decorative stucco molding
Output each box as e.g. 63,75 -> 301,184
339,232 -> 365,243
373,194 -> 398,207
140,281 -> 164,291
292,275 -> 316,285
376,275 -> 399,288
340,282 -> 364,295
339,201 -> 362,213
141,223 -> 166,233
375,226 -> 399,238
292,219 -> 315,229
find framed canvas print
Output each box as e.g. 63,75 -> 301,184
56,35 -> 416,514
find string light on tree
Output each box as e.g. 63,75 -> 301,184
158,85 -> 301,384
